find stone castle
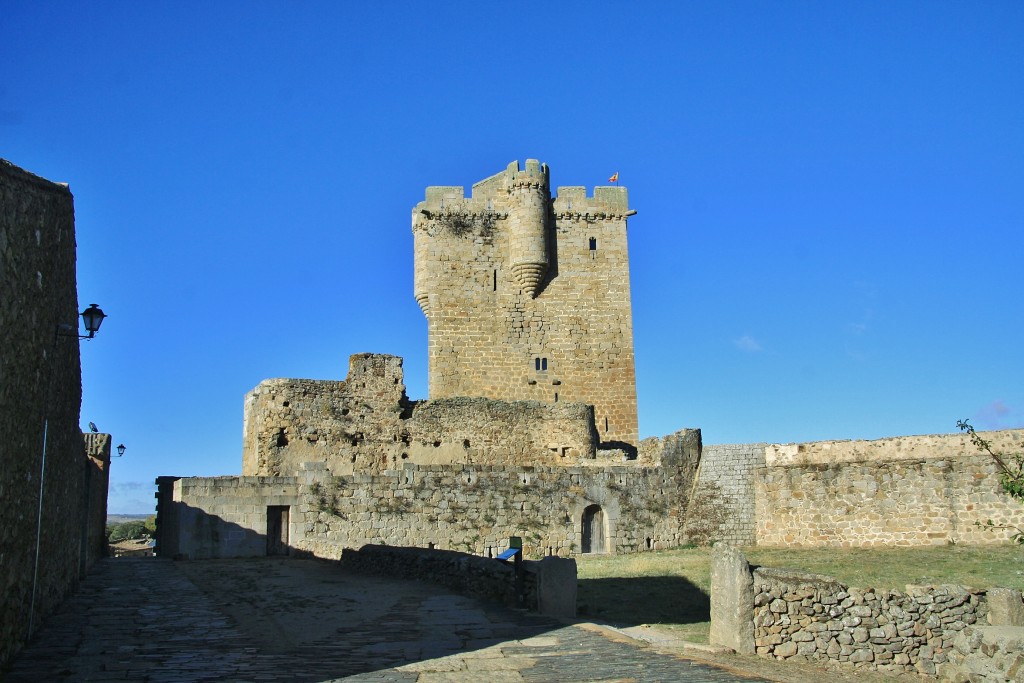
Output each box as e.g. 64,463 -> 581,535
155,160 -> 1024,562
413,160 -> 637,446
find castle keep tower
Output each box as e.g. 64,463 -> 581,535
413,160 -> 639,446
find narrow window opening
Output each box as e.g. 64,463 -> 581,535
646,537 -> 653,550
493,269 -> 497,291
589,237 -> 597,250
535,357 -> 541,371
554,392 -> 559,402
604,417 -> 609,433
541,357 -> 548,371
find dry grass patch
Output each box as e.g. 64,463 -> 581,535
576,545 -> 1023,644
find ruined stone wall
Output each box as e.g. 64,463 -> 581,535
295,463 -> 694,557
243,353 -> 599,477
756,430 -> 1024,547
0,159 -> 83,668
413,161 -> 638,446
160,433 -> 701,561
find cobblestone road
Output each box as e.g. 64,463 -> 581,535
5,557 -> 773,682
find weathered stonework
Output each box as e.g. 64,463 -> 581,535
713,548 -> 1024,678
242,353 -> 598,477
751,567 -> 992,675
681,432 -> 1024,549
688,443 -> 766,546
0,159 -> 108,668
159,429 -> 702,561
413,161 -> 638,446
756,430 -> 1024,547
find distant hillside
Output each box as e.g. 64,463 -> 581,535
107,514 -> 151,524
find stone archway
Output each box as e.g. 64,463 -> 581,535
581,504 -> 606,554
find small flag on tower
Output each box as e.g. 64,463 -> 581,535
608,172 -> 619,183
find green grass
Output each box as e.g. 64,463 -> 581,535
576,545 -> 1024,644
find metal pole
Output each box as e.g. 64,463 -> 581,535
29,418 -> 49,638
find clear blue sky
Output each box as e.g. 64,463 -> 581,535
4,2 -> 1022,513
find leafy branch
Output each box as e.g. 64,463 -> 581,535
958,419 -> 1024,543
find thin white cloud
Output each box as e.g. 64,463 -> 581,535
974,400 -> 1020,430
734,335 -> 762,353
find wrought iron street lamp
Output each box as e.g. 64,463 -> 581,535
56,303 -> 107,340
80,304 -> 106,338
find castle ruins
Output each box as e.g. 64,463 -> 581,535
155,160 -> 1024,561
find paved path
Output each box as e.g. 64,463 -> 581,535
4,557 -> 774,682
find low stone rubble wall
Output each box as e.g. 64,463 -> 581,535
710,546 -> 1024,679
339,544 -> 520,606
337,544 -> 577,618
752,567 -> 987,675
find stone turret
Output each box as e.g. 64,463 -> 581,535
505,159 -> 550,298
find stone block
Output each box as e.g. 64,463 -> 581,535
709,544 -> 755,654
533,557 -> 577,619
988,588 -> 1024,627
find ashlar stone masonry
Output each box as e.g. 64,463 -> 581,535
413,161 -> 638,446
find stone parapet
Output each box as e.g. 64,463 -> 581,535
756,449 -> 1024,547
765,429 -> 1024,467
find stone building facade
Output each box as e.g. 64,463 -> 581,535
413,161 -> 638,446
0,159 -> 110,668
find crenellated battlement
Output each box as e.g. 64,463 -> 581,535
553,185 -> 631,220
506,158 -> 549,190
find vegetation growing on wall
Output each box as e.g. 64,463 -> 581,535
425,207 -> 498,240
958,418 -> 1024,543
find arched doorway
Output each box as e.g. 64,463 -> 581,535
581,504 -> 606,554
